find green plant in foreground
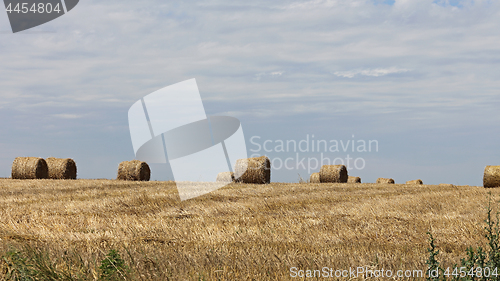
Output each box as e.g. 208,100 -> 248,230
427,194 -> 500,281
426,232 -> 444,281
99,249 -> 129,281
1,246 -> 131,281
1,248 -> 35,281
2,246 -> 69,281
1,245 -> 83,281
485,197 -> 500,275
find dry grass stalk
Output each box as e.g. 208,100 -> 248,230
406,179 -> 423,185
216,172 -> 235,183
234,156 -> 270,184
45,157 -> 77,180
377,178 -> 395,184
117,160 -> 150,181
310,173 -> 320,183
319,165 -> 348,183
484,166 -> 500,188
348,176 -> 361,183
11,157 -> 48,179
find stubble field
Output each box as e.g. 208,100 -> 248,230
0,179 -> 497,280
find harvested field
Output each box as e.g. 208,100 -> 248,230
0,179 -> 496,280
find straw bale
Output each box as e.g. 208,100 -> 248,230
11,157 -> 48,179
45,157 -> 77,179
117,160 -> 150,181
348,176 -> 361,183
376,178 -> 395,184
319,165 -> 348,183
216,172 -> 235,183
484,166 -> 500,188
406,179 -> 423,185
310,173 -> 320,183
234,156 -> 270,184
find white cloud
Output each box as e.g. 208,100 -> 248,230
52,114 -> 84,119
254,71 -> 285,80
333,67 -> 411,78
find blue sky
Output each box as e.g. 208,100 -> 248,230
0,0 -> 499,185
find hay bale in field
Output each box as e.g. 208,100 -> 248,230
234,156 -> 270,184
406,179 -> 423,185
310,173 -> 320,183
319,165 -> 348,183
11,157 -> 48,179
439,183 -> 455,188
484,166 -> 500,188
376,178 -> 395,184
45,157 -> 77,179
216,172 -> 235,183
117,160 -> 150,181
348,176 -> 361,183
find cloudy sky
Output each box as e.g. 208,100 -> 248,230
0,0 -> 499,185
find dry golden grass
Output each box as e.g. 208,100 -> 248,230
0,179 -> 497,280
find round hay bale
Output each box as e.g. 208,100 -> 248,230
484,166 -> 500,188
348,176 -> 361,183
319,165 -> 348,183
376,178 -> 395,184
406,179 -> 423,185
310,173 -> 320,183
216,172 -> 235,183
45,157 -> 77,179
11,157 -> 48,179
117,160 -> 150,181
234,156 -> 270,184
439,183 -> 455,188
